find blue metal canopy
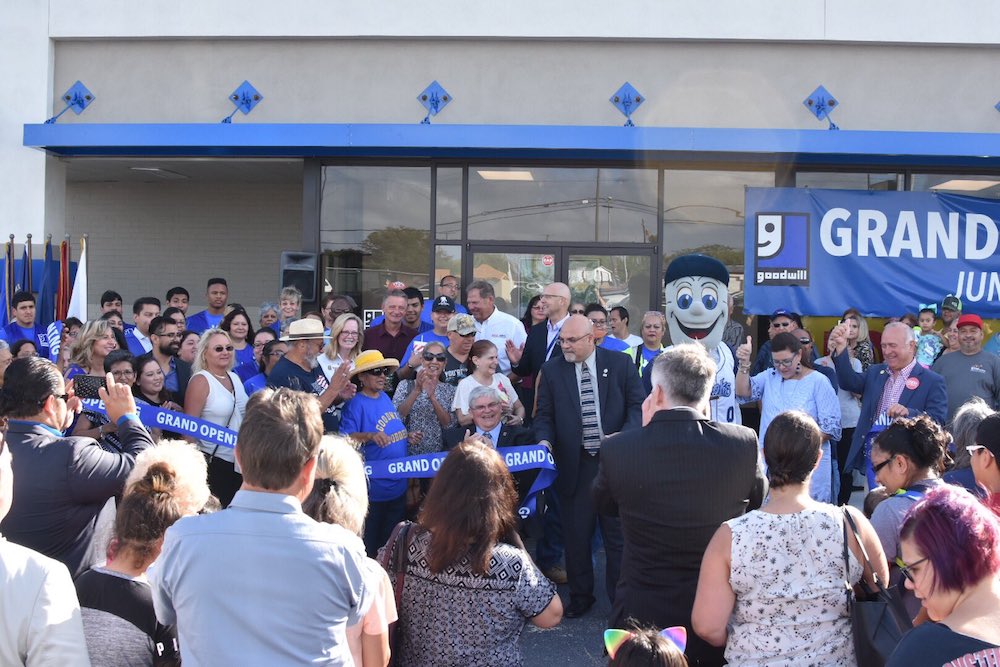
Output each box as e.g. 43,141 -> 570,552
22,122 -> 1000,168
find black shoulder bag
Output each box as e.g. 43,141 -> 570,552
842,508 -> 913,667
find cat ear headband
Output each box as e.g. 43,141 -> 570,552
604,626 -> 687,659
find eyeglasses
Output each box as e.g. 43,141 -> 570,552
51,393 -> 70,402
798,338 -> 812,345
422,352 -> 447,362
569,309 -> 585,315
212,345 -> 235,353
589,319 -> 608,328
339,331 -> 359,338
895,556 -> 929,583
111,369 -> 136,379
558,333 -> 592,346
872,455 -> 896,474
440,283 -> 459,290
472,401 -> 502,411
540,293 -> 565,300
455,331 -> 476,338
771,357 -> 797,369
154,331 -> 181,339
267,350 -> 286,358
365,367 -> 392,377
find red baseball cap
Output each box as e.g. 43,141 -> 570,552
956,314 -> 983,330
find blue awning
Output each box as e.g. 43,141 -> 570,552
22,122 -> 1000,168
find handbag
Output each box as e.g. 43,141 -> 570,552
842,508 -> 913,667
378,520 -> 413,667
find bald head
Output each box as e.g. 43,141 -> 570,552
541,282 -> 571,323
559,314 -> 596,362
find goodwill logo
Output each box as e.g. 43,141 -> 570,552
754,213 -> 810,286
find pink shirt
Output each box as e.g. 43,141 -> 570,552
347,558 -> 398,667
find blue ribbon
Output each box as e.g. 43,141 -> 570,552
79,398 -> 238,450
364,445 -> 558,518
80,399 -> 557,516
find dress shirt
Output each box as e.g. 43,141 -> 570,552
478,421 -> 503,445
474,308 -> 527,374
545,315 -> 570,362
574,350 -> 604,438
878,358 -> 917,415
148,490 -> 373,667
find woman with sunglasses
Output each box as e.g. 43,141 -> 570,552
736,331 -> 842,503
693,411 -> 887,667
393,340 -> 455,456
184,328 -> 248,508
886,485 -> 1000,665
868,414 -> 948,619
340,350 -> 422,556
452,340 -> 525,427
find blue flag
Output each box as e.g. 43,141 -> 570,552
36,239 -> 55,328
0,241 -> 13,325
17,243 -> 31,294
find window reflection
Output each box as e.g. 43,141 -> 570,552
436,168 -> 463,240
468,167 -> 655,242
911,174 -> 1000,199
796,172 -> 900,191
320,166 -> 431,313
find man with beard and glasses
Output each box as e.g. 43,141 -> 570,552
268,320 -> 355,433
149,316 -> 193,404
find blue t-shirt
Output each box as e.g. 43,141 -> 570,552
598,336 -> 630,353
0,322 -> 50,358
339,392 -> 408,502
987,333 -> 1000,357
399,331 -> 450,367
267,357 -> 339,433
186,310 -> 224,334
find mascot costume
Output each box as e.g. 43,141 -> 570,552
659,253 -> 741,425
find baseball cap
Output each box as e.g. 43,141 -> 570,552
447,314 -> 477,335
956,314 -> 983,330
942,294 -> 962,312
975,413 -> 1000,458
432,296 -> 457,313
770,308 -> 801,325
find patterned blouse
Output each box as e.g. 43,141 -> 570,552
386,528 -> 556,667
392,378 -> 456,456
725,505 -> 864,667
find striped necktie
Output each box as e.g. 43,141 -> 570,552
580,363 -> 601,455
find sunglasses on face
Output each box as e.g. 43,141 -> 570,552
422,352 -> 447,362
365,367 -> 392,377
798,338 -> 812,345
212,345 -> 235,353
872,454 -> 896,474
895,556 -> 929,583
570,309 -> 585,315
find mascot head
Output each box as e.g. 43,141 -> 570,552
663,254 -> 730,350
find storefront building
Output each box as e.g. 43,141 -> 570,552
6,2 -> 1000,331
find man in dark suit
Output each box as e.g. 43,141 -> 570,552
534,314 -> 644,618
148,316 -> 192,404
443,385 -> 537,509
508,281 -> 571,386
830,321 -> 947,484
593,344 -> 766,666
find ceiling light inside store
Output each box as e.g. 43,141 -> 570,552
476,170 -> 534,181
929,179 -> 1000,192
128,167 -> 189,180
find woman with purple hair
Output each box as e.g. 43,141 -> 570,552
886,486 -> 1000,665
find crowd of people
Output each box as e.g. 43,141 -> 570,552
0,269 -> 999,666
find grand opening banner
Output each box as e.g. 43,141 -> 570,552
743,187 -> 1000,318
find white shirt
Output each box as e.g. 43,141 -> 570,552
616,333 -> 643,348
130,328 -> 153,353
474,308 -> 527,374
574,350 -> 604,438
545,315 -> 570,362
0,537 -> 90,667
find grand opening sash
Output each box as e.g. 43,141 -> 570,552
80,399 -> 557,516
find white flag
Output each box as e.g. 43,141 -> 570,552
67,238 -> 87,322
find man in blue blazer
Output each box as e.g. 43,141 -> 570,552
830,321 -> 947,483
534,314 -> 644,618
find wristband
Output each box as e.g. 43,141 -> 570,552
116,413 -> 140,426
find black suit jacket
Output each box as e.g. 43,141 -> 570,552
174,357 -> 193,404
442,424 -> 537,508
534,346 -> 644,494
0,418 -> 155,578
591,407 -> 766,630
512,320 -> 563,379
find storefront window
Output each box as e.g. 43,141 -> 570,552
436,167 -> 463,240
468,167 -> 656,242
320,166 -> 431,313
910,173 -> 1000,199
796,172 -> 900,191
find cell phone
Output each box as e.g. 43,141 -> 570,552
73,375 -> 107,400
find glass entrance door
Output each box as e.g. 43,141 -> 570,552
466,245 -> 656,332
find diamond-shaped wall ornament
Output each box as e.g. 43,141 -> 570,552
221,81 -> 263,123
418,81 -> 452,124
804,85 -> 840,129
994,100 -> 1000,114
44,81 -> 95,124
610,82 -> 644,127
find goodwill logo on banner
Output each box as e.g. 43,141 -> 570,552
744,187 -> 1000,317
